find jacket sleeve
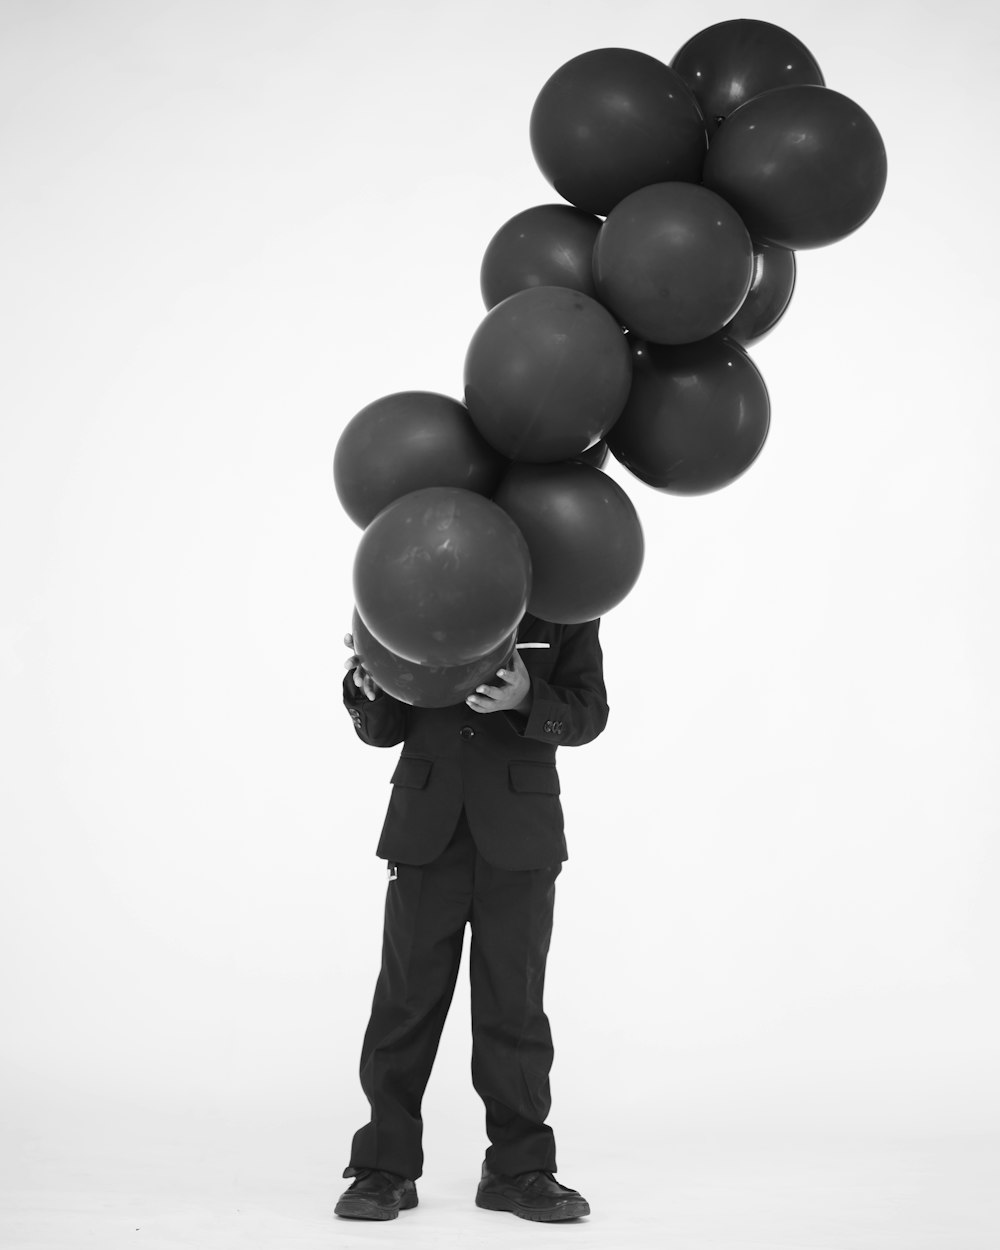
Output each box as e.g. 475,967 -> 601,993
507,619 -> 609,747
343,672 -> 408,747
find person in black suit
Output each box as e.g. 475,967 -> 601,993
334,612 -> 609,1223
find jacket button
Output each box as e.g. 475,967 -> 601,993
543,720 -> 553,732
460,725 -> 475,739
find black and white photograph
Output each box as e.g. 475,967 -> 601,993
2,1 -> 997,1246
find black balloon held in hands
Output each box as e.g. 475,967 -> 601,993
352,486 -> 531,669
350,609 -> 518,710
334,20 -> 885,703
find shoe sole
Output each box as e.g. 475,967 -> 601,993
335,1192 -> 418,1221
476,1191 -> 590,1222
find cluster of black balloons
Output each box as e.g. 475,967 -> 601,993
334,19 -> 887,707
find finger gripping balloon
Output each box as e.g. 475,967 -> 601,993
350,609 -> 517,709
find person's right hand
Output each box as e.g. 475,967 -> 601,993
344,632 -> 381,701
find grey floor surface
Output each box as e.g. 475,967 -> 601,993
3,1098 -> 998,1250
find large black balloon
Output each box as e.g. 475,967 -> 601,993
353,487 -> 531,666
464,286 -> 632,462
593,182 -> 754,345
351,609 -> 516,709
494,461 -> 644,623
480,205 -> 602,310
607,338 -> 770,495
720,242 -> 796,347
703,85 -> 888,250
671,19 -> 824,134
333,391 -> 507,528
529,48 -> 707,217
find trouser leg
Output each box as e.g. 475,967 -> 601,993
469,850 -> 562,1176
348,818 -> 475,1180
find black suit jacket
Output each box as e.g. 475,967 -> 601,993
343,614 -> 609,870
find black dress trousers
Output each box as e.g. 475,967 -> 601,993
346,810 -> 561,1181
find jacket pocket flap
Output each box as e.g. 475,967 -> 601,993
508,761 -> 561,795
390,756 -> 432,789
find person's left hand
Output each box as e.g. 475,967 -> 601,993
465,648 -> 532,715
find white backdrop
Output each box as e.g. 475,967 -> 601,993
2,0 -> 998,1243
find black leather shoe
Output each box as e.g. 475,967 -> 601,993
476,1165 -> 590,1221
334,1168 -> 418,1220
